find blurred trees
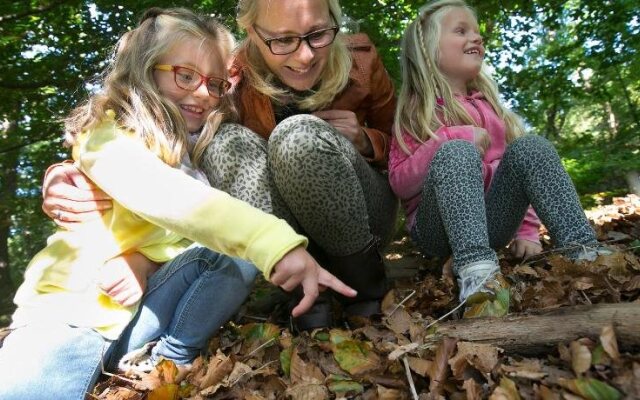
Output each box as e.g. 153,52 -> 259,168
0,0 -> 638,316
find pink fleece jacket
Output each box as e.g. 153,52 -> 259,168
388,91 -> 540,243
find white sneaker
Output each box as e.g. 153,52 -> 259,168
573,245 -> 614,262
456,260 -> 500,303
118,341 -> 157,375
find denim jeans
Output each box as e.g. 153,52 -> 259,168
0,246 -> 257,400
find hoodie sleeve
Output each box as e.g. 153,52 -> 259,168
75,119 -> 307,280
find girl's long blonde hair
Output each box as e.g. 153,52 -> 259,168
394,0 -> 525,154
236,0 -> 352,110
64,7 -> 235,168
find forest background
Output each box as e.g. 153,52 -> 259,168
0,0 -> 638,325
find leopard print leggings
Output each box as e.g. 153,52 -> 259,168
200,115 -> 399,256
412,135 -> 597,275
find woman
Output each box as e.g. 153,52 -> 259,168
42,0 -> 398,331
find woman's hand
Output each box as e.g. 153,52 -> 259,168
42,163 -> 113,227
97,252 -> 160,307
312,110 -> 373,157
509,239 -> 542,259
472,126 -> 491,157
270,246 -> 357,317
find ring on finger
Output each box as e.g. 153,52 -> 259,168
55,209 -> 62,220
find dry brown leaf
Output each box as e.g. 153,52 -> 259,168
285,383 -> 328,400
600,324 -> 620,360
377,384 -> 410,400
290,348 -> 325,385
453,342 -> 500,375
428,337 -> 457,396
570,341 -> 592,376
489,377 -> 521,400
462,378 -> 483,400
192,349 -> 234,389
147,383 -> 178,400
513,264 -> 539,277
501,359 -> 547,381
535,384 -> 560,400
384,306 -> 412,335
407,356 -> 433,377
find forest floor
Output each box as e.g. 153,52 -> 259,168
90,195 -> 640,399
8,195 -> 640,399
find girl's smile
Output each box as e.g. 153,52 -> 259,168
153,38 -> 226,133
438,7 -> 485,94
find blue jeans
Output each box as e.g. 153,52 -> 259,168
0,247 -> 257,400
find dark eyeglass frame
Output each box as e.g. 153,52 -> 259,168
252,25 -> 340,55
153,64 -> 231,98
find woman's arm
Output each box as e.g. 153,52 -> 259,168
41,162 -> 113,227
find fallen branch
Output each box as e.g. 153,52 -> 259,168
430,303 -> 640,355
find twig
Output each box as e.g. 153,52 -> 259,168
580,290 -> 592,305
402,356 -> 419,400
386,290 -> 416,317
100,370 -> 140,386
241,314 -> 269,322
243,337 -> 276,360
230,360 -> 276,386
423,269 -> 496,330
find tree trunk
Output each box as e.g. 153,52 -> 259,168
0,120 -> 19,297
432,303 -> 640,355
626,171 -> 640,195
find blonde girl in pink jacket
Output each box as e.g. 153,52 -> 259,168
389,0 -> 606,317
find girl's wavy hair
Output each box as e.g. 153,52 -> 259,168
236,0 -> 352,110
63,7 -> 236,168
394,0 -> 525,154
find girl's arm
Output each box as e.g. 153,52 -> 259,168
388,126 -> 476,200
77,122 -> 356,314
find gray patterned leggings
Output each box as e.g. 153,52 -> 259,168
412,135 -> 597,275
200,115 -> 398,256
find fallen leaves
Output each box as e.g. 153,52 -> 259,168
90,195 -> 640,399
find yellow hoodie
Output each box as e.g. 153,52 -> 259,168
12,112 -> 307,339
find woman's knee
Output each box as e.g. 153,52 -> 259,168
205,123 -> 266,161
269,114 -> 339,159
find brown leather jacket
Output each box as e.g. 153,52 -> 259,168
230,33 -> 396,169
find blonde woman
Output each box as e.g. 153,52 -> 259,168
390,0 -> 604,317
43,0 -> 398,331
1,8 -> 354,399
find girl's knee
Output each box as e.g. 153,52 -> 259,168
505,135 -> 559,164
431,140 -> 481,170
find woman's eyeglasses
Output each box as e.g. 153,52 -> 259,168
253,25 -> 339,55
154,65 -> 231,98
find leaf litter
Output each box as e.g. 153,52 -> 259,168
91,195 -> 640,399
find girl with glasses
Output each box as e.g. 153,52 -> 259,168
42,0 -> 397,332
0,7 -> 353,399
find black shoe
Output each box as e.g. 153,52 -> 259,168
326,238 -> 387,319
290,290 -> 333,333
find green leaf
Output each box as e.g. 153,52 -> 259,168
559,378 -> 622,400
280,347 -> 293,378
326,374 -> 363,395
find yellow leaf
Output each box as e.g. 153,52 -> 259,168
148,383 -> 179,400
570,341 -> 592,376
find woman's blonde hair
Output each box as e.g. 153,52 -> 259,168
236,0 -> 352,110
64,7 -> 235,168
394,0 -> 525,154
